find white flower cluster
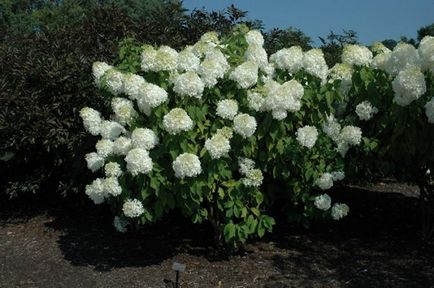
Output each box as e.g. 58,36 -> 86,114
92,61 -> 113,86
425,97 -> 434,124
100,120 -> 125,140
205,133 -> 231,159
322,115 -> 362,156
216,99 -> 239,120
113,136 -> 132,155
315,172 -> 334,190
105,162 -> 122,178
122,199 -> 145,218
331,203 -> 350,220
238,157 -> 255,175
270,46 -> 303,74
247,91 -> 266,112
245,30 -> 264,46
125,148 -> 153,176
238,158 -> 263,187
85,152 -> 104,172
163,108 -> 193,135
263,80 -> 304,119
233,113 -> 257,138
177,46 -> 200,72
244,32 -> 268,69
385,43 -> 421,76
314,171 -> 344,192
104,69 -> 124,95
113,216 -> 128,233
419,36 -> 434,73
342,44 -> 373,66
371,42 -> 391,55
80,107 -> 102,136
216,126 -> 234,139
355,101 -> 378,121
131,128 -> 158,150
392,67 -> 426,106
303,49 -> 329,82
173,71 -> 204,99
198,48 -> 229,87
229,61 -> 259,89
314,194 -> 331,211
154,46 -> 179,71
140,82 -> 168,110
172,153 -> 202,179
111,97 -> 137,126
328,63 -> 353,96
85,177 -> 123,204
123,73 -> 145,100
95,139 -> 114,158
296,126 -> 318,149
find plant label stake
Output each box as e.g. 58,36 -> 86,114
172,262 -> 186,288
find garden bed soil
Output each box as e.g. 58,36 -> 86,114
0,182 -> 433,288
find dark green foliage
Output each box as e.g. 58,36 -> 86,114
0,1 -> 255,197
264,27 -> 312,54
382,39 -> 398,50
418,23 -> 434,41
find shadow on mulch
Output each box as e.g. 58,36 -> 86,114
264,186 -> 434,288
0,192 -> 224,271
1,184 -> 434,287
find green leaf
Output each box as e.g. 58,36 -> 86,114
224,222 -> 236,240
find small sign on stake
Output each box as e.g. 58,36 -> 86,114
172,262 -> 186,288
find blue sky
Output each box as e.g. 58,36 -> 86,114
183,0 -> 434,46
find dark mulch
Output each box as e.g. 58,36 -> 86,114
0,183 -> 433,288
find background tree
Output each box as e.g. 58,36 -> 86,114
263,27 -> 311,54
417,23 -> 434,41
319,30 -> 358,67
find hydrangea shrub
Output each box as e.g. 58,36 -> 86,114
335,37 -> 434,239
80,26 -> 356,246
